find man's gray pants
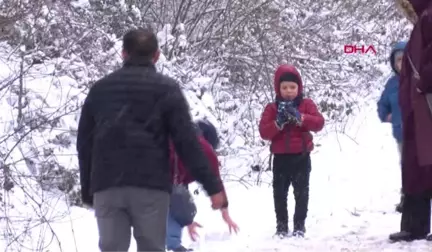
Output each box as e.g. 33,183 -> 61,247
93,186 -> 170,252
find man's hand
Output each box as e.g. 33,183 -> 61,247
386,114 -> 392,122
187,222 -> 203,241
221,209 -> 239,234
210,191 -> 228,210
81,193 -> 93,209
83,203 -> 93,210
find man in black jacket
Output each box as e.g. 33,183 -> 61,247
76,28 -> 227,252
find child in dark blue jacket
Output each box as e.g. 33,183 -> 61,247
377,41 -> 406,213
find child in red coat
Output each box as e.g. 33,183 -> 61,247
167,120 -> 238,251
259,64 -> 324,238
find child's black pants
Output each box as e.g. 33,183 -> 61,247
272,153 -> 311,233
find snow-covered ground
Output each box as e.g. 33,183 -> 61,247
18,104 -> 429,252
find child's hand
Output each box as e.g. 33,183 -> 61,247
287,116 -> 302,126
286,106 -> 301,120
386,114 -> 392,122
276,110 -> 289,128
187,222 -> 203,241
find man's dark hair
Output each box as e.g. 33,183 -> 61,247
122,28 -> 159,58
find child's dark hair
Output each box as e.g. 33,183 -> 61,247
195,119 -> 220,149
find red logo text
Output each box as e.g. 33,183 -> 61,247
344,45 -> 376,55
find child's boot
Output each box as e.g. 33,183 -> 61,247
274,221 -> 289,238
293,221 -> 306,237
171,245 -> 193,251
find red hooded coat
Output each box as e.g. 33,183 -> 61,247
258,64 -> 325,154
169,136 -> 224,188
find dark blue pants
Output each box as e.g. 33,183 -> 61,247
166,211 -> 183,250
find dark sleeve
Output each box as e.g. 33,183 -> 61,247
162,82 -> 222,196
76,89 -> 96,205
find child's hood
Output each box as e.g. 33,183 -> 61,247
273,64 -> 303,97
389,41 -> 407,74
